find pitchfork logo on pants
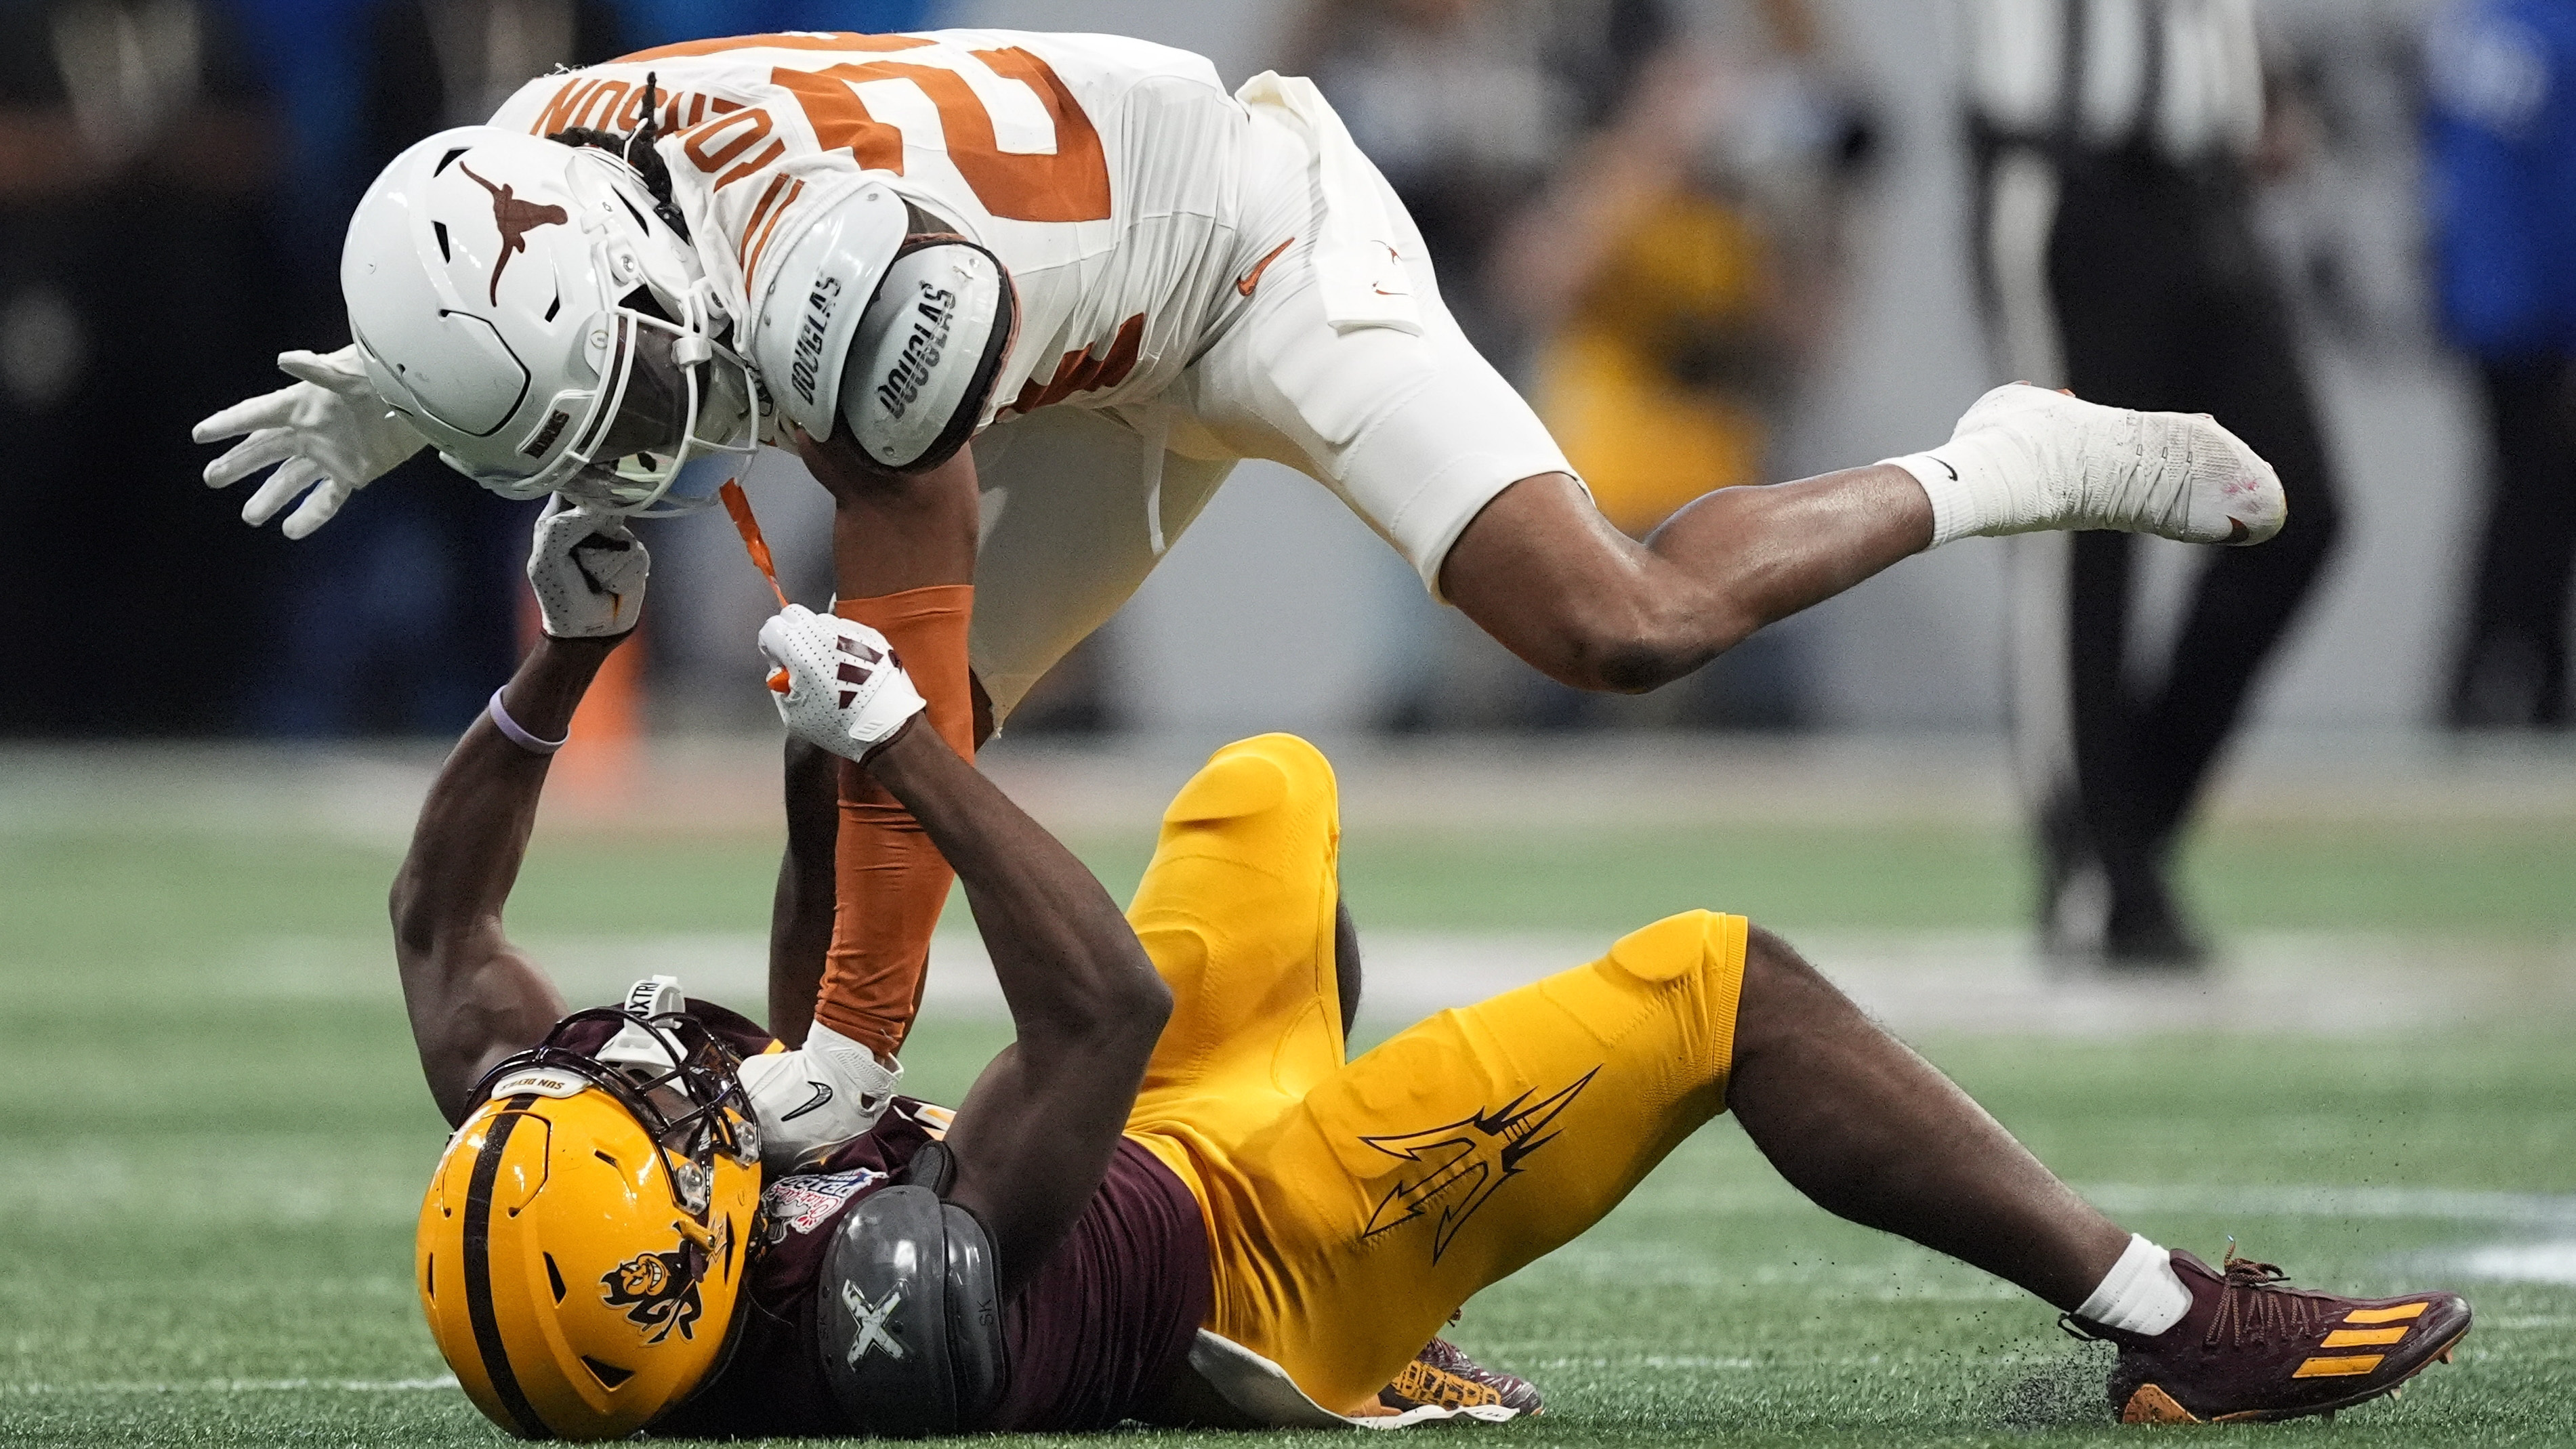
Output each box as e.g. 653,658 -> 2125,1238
1358,1067 -> 1600,1263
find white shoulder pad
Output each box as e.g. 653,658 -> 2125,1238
838,239 -> 1012,471
749,182 -> 907,440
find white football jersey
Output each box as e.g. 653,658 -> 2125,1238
488,30 -> 1252,436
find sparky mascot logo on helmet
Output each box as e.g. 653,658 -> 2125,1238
600,1222 -> 722,1343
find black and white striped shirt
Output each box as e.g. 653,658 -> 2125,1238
1963,0 -> 2264,164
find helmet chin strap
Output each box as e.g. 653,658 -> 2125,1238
596,975 -> 689,1075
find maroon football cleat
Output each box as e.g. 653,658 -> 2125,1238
2067,1247 -> 2470,1423
1379,1337 -> 1544,1417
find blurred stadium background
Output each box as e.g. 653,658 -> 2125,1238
3,0 -> 2571,1444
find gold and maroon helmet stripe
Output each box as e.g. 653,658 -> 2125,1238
463,1097 -> 549,1439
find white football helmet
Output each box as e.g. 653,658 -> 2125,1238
340,125 -> 757,514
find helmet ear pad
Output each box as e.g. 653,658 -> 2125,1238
835,235 -> 1018,475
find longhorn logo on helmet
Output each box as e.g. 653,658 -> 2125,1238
457,163 -> 570,306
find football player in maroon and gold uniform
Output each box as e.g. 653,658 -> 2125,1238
394,505 -> 2468,1438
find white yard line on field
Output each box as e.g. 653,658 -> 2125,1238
2073,1184 -> 2576,1288
2077,1183 -> 2576,1228
2448,1242 -> 2576,1286
0,1376 -> 458,1394
228,928 -> 2575,1038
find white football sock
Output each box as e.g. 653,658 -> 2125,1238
1884,383 -> 2283,548
1881,425 -> 2048,548
2074,1232 -> 2193,1337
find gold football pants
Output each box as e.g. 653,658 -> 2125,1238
1123,734 -> 1747,1414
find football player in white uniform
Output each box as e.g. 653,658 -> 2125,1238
193,28 -> 2291,1068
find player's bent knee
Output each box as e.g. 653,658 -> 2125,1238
1445,476 -> 1720,694
1554,601 -> 1730,695
1163,734 -> 1337,828
1516,591 -> 1695,695
1598,910 -> 1751,1101
1583,630 -> 1696,695
1604,910 -> 1737,984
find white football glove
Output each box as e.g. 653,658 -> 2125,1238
527,495 -> 650,638
737,1020 -> 904,1173
757,604 -> 926,763
192,343 -> 428,539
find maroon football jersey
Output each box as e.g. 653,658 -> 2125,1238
597,1002 -> 1211,1435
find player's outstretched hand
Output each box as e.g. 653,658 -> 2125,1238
191,344 -> 428,539
757,604 -> 926,763
527,495 -> 649,639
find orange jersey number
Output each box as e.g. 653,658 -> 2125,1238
768,45 -> 1110,222
640,37 -> 1112,224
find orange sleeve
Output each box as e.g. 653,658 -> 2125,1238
811,585 -> 975,1056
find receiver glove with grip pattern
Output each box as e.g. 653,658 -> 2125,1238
757,604 -> 926,763
527,496 -> 649,639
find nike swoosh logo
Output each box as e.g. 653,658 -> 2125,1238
781,1080 -> 833,1122
1936,457 -> 1959,482
1236,236 -> 1294,297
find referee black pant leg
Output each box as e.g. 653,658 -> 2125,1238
2126,273 -> 2343,852
2043,167 -> 2342,890
2046,162 -> 2201,884
2061,530 -> 2142,870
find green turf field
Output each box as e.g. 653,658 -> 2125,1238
3,803 -> 2571,1446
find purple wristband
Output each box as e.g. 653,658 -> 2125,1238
487,687 -> 568,755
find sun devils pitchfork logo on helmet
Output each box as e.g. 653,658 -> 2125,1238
417,1006 -> 761,1440
342,121 -> 758,516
